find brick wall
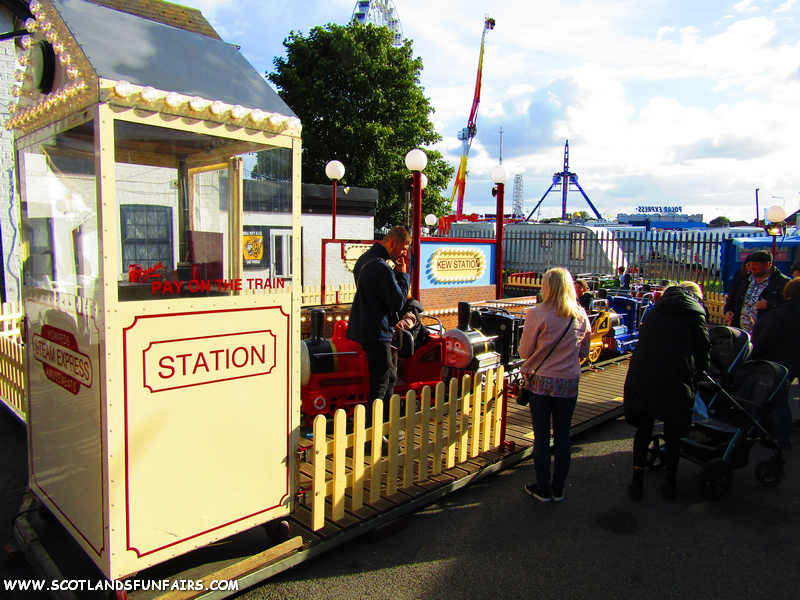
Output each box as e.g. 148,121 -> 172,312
420,285 -> 497,310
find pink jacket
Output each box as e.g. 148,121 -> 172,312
518,304 -> 591,380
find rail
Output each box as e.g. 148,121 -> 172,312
0,301 -> 25,421
304,368 -> 505,531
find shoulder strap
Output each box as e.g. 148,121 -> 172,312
531,315 -> 575,378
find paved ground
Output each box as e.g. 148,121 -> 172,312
2,385 -> 799,600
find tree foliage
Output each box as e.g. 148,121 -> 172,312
709,216 -> 731,227
266,22 -> 454,230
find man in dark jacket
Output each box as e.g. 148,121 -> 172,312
347,226 -> 411,406
723,251 -> 791,334
750,277 -> 800,448
624,282 -> 711,500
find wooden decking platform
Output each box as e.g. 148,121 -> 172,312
13,358 -> 629,599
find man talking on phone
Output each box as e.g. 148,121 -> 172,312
347,226 -> 412,408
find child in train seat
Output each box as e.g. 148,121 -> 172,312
394,292 -> 431,351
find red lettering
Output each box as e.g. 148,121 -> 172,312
251,344 -> 265,365
158,356 -> 175,378
192,352 -> 209,374
210,349 -> 224,369
176,353 -> 191,375
232,347 -> 248,368
151,281 -> 163,294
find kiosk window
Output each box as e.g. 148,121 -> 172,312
120,205 -> 174,272
17,120 -> 100,297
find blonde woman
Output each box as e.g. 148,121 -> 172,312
518,268 -> 591,502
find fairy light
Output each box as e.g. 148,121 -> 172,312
25,18 -> 37,32
286,117 -> 301,132
210,100 -> 226,116
164,92 -> 182,108
114,80 -> 133,97
249,108 -> 266,123
230,104 -> 246,119
268,113 -> 286,129
139,86 -> 158,103
30,0 -> 42,12
39,19 -> 51,32
59,52 -> 71,66
46,30 -> 57,43
19,55 -> 29,66
66,65 -> 79,79
188,96 -> 206,112
14,71 -> 24,82
20,35 -> 32,49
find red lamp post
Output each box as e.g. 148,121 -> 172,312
491,164 -> 510,299
405,149 -> 428,301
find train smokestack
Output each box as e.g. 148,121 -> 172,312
457,302 -> 472,331
310,309 -> 325,343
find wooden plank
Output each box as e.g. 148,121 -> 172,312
386,395 -> 401,497
311,414 -> 327,531
446,378 -> 459,469
369,399 -> 384,505
351,404 -> 366,511
403,390 -> 416,489
332,409 -> 347,522
419,386 -> 432,482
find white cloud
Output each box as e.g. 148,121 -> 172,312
734,0 -> 760,13
774,0 -> 798,12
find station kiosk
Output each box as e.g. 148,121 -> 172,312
10,0 -> 301,581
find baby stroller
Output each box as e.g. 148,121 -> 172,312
695,326 -> 752,414
647,359 -> 789,500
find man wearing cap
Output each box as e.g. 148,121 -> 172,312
723,251 -> 791,333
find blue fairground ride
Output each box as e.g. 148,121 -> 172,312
526,140 -> 602,222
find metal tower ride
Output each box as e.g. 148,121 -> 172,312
512,174 -> 524,217
351,0 -> 404,46
525,140 -> 602,221
450,15 -> 496,219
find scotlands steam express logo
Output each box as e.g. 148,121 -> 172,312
32,325 -> 93,395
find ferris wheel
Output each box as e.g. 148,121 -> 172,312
351,0 -> 404,46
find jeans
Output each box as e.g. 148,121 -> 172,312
361,341 -> 396,420
529,393 -> 577,493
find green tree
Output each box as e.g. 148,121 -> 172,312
267,22 -> 454,231
709,215 -> 730,227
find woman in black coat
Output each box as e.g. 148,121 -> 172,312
624,282 -> 711,500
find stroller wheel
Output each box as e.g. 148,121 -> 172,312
755,459 -> 785,487
645,434 -> 666,470
699,458 -> 733,500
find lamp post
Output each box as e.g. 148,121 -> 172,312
491,163 -> 510,299
405,149 -> 428,301
764,205 -> 787,258
425,213 -> 438,236
325,160 -> 345,240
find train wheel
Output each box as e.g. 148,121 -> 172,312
264,519 -> 290,544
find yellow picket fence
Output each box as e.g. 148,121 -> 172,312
306,368 -> 505,531
704,291 -> 726,325
0,302 -> 26,420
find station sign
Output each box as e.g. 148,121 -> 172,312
636,206 -> 683,214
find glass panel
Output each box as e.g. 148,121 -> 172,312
115,121 -> 266,301
18,120 -> 100,298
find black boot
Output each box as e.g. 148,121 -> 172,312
662,471 -> 677,501
628,467 -> 644,500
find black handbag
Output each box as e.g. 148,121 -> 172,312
516,316 -> 575,406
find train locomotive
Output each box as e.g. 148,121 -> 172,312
300,302 -> 508,423
299,289 -> 654,423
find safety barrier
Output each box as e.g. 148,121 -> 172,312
0,302 -> 25,421
305,368 -> 505,531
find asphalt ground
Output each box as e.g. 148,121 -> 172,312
2,385 -> 799,600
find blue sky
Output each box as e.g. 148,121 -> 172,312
173,0 -> 800,223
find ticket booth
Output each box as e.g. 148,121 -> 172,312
10,0 -> 301,581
